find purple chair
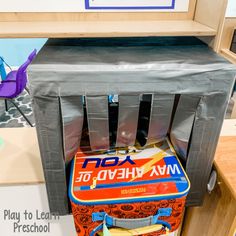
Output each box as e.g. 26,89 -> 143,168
0,49 -> 37,127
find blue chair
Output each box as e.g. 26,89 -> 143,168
0,56 -> 7,81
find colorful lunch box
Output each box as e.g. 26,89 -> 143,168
69,139 -> 190,236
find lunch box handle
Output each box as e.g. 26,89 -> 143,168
90,208 -> 172,236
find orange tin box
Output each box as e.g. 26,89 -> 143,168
69,140 -> 190,236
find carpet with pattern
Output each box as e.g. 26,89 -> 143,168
0,91 -> 35,127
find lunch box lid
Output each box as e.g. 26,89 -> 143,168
69,140 -> 190,205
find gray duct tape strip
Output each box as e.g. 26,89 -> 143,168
86,95 -> 109,151
116,95 -> 140,147
32,96 -> 69,215
60,96 -> 84,164
186,92 -> 229,206
170,95 -> 201,160
146,94 -> 175,145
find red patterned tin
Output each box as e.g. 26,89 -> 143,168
69,140 -> 190,236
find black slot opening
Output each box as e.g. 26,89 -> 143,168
79,100 -> 91,151
108,100 -> 119,148
136,94 -> 152,146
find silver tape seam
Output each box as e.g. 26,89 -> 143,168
170,95 -> 201,160
146,94 -> 175,145
60,96 -> 84,163
116,94 -> 140,147
86,95 -> 109,151
32,96 -> 69,215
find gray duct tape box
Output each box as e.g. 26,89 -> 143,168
28,37 -> 236,215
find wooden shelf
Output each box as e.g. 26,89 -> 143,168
221,48 -> 236,64
216,119 -> 236,199
0,20 -> 216,38
182,119 -> 236,236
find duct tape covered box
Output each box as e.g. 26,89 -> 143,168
28,37 -> 236,215
69,139 -> 190,236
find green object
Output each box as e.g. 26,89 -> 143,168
0,137 -> 4,149
103,222 -> 111,236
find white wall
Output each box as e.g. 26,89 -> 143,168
0,39 -> 47,67
226,0 -> 236,17
0,0 -> 189,12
